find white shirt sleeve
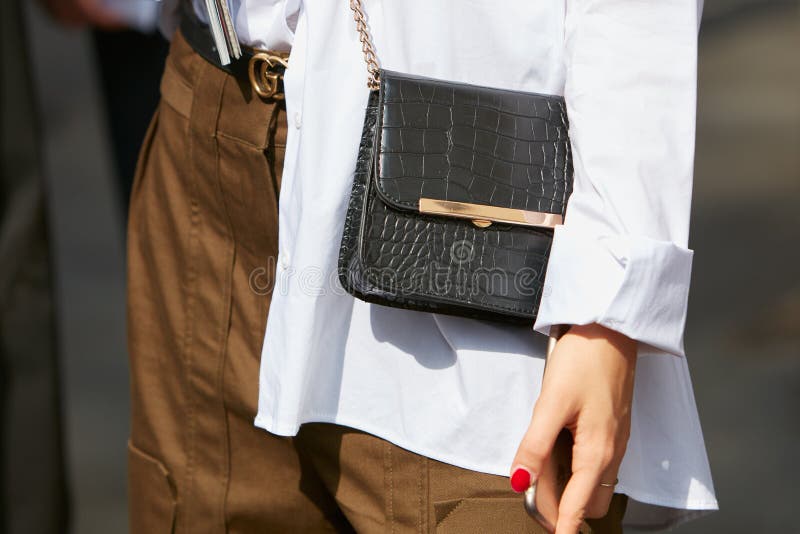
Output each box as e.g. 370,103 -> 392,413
533,0 -> 702,357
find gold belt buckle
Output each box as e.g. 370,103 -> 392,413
248,52 -> 289,100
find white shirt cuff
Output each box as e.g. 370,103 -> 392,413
533,225 -> 694,357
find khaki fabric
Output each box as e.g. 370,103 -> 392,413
127,30 -> 626,534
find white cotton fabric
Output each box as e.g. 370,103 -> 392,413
161,0 -> 718,528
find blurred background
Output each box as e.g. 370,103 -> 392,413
1,0 -> 798,532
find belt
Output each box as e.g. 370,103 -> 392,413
179,2 -> 289,99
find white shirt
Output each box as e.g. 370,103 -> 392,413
105,0 -> 159,31
162,0 -> 718,528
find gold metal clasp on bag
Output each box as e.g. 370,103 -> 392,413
418,198 -> 563,229
248,52 -> 289,99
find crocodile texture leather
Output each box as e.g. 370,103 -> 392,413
338,70 -> 573,322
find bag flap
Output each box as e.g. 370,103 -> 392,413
374,70 -> 573,221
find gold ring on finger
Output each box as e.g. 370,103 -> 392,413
599,478 -> 619,488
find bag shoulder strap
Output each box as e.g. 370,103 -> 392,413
349,0 -> 381,89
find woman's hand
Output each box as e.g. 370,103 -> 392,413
510,323 -> 637,534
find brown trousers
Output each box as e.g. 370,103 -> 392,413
127,31 -> 626,534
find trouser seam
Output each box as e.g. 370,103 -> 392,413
385,441 -> 395,534
418,455 -> 424,533
179,67 -> 204,534
182,55 -> 228,534
216,73 -> 238,534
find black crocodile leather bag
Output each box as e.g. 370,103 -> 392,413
338,4 -> 573,323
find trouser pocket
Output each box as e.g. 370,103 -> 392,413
128,441 -> 177,534
433,494 -> 625,534
434,497 -> 548,534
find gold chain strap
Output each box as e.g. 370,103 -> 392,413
349,0 -> 381,90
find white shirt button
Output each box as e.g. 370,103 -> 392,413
280,254 -> 291,270
294,111 -> 302,129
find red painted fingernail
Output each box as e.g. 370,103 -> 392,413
510,467 -> 531,493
